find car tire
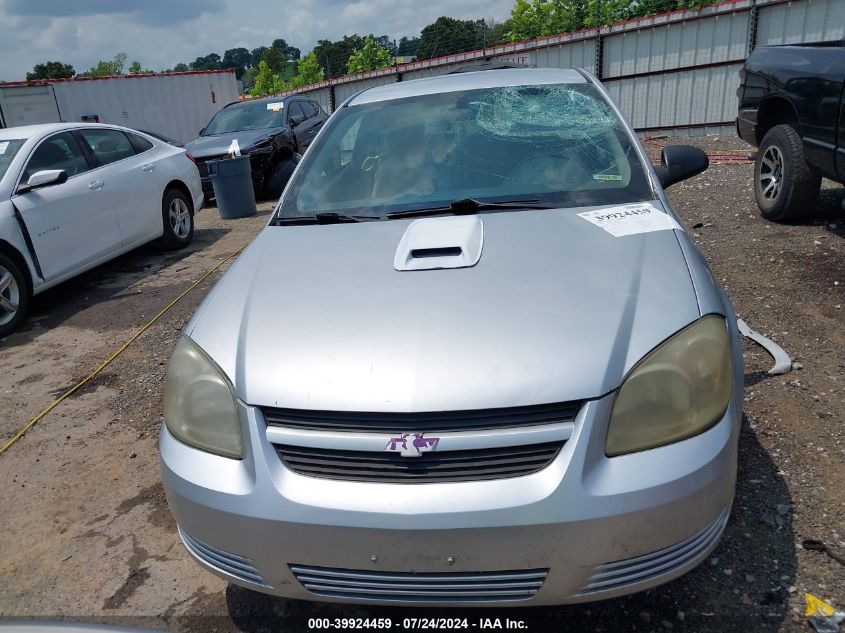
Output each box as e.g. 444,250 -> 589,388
265,156 -> 299,200
0,252 -> 30,338
754,124 -> 821,222
160,188 -> 194,250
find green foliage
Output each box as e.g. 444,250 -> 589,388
251,61 -> 275,96
191,53 -> 222,71
26,61 -> 75,80
223,47 -> 251,78
416,17 -> 489,60
172,63 -> 190,72
347,37 -> 393,73
272,38 -> 301,61
129,60 -> 142,74
508,0 -> 720,39
291,51 -> 325,87
262,46 -> 287,74
85,52 -> 128,77
397,36 -> 420,56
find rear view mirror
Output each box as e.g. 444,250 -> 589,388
654,145 -> 709,188
18,169 -> 68,193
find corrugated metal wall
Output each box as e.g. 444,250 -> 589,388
281,0 -> 835,136
50,73 -> 239,143
757,0 -> 845,45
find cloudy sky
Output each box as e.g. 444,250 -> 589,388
0,0 -> 514,80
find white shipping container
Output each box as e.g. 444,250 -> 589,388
0,70 -> 239,144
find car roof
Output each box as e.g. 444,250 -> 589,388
0,121 -> 137,141
348,67 -> 588,106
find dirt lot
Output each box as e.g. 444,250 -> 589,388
0,137 -> 843,632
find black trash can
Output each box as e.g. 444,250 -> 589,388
207,156 -> 257,219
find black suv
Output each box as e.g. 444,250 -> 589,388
186,95 -> 328,200
737,41 -> 845,222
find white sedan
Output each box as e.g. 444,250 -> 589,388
0,123 -> 203,336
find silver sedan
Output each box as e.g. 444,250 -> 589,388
160,67 -> 743,606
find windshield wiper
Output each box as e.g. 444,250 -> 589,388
386,198 -> 555,219
273,212 -> 380,225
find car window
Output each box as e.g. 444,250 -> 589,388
0,138 -> 26,183
22,132 -> 89,181
127,132 -> 154,153
202,102 -> 285,135
277,82 -> 652,219
288,102 -> 306,123
79,129 -> 136,166
304,101 -> 320,118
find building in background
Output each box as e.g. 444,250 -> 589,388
0,69 -> 238,144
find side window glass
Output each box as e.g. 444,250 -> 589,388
127,132 -> 154,153
288,102 -> 305,124
307,102 -> 320,118
78,129 -> 136,166
23,132 -> 90,181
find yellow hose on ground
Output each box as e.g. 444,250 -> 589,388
0,246 -> 245,457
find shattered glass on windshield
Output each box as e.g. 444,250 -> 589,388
277,82 -> 652,220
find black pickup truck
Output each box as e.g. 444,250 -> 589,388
737,41 -> 845,221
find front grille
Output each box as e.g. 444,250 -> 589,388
263,401 -> 581,434
276,441 -> 563,483
291,564 -> 548,603
179,528 -> 270,587
577,508 -> 730,596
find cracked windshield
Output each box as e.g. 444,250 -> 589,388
278,82 -> 652,219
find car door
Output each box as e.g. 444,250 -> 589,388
296,101 -> 323,150
287,102 -> 309,150
11,130 -> 123,281
77,128 -> 162,246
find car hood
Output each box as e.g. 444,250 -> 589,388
184,128 -> 282,158
188,204 -> 704,412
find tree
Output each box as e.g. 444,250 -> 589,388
347,37 -> 393,73
191,53 -> 222,71
262,46 -> 287,74
251,60 -> 275,96
416,17 -> 488,60
26,61 -> 75,80
173,62 -> 190,72
312,35 -> 365,78
507,0 -> 720,39
397,36 -> 420,56
129,60 -> 142,74
291,51 -> 324,88
251,46 -> 268,68
272,38 -> 301,61
85,52 -> 128,77
223,47 -> 251,78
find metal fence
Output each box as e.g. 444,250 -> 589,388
282,0 -> 844,136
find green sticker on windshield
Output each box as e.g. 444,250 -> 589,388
593,174 -> 623,182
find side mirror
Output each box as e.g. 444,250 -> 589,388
290,114 -> 305,127
18,169 -> 68,193
654,145 -> 709,189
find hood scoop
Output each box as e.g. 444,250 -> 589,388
394,216 -> 484,271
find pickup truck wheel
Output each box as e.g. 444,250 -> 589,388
754,124 -> 821,222
160,188 -> 194,250
0,253 -> 29,338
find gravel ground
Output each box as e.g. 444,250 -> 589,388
0,136 -> 843,632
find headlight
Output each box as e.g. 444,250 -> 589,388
605,315 -> 732,457
246,139 -> 273,155
164,336 -> 242,458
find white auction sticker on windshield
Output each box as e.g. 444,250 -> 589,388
577,203 -> 683,237
0,142 -> 8,155
266,102 -> 284,111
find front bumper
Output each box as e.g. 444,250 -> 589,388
160,389 -> 741,606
